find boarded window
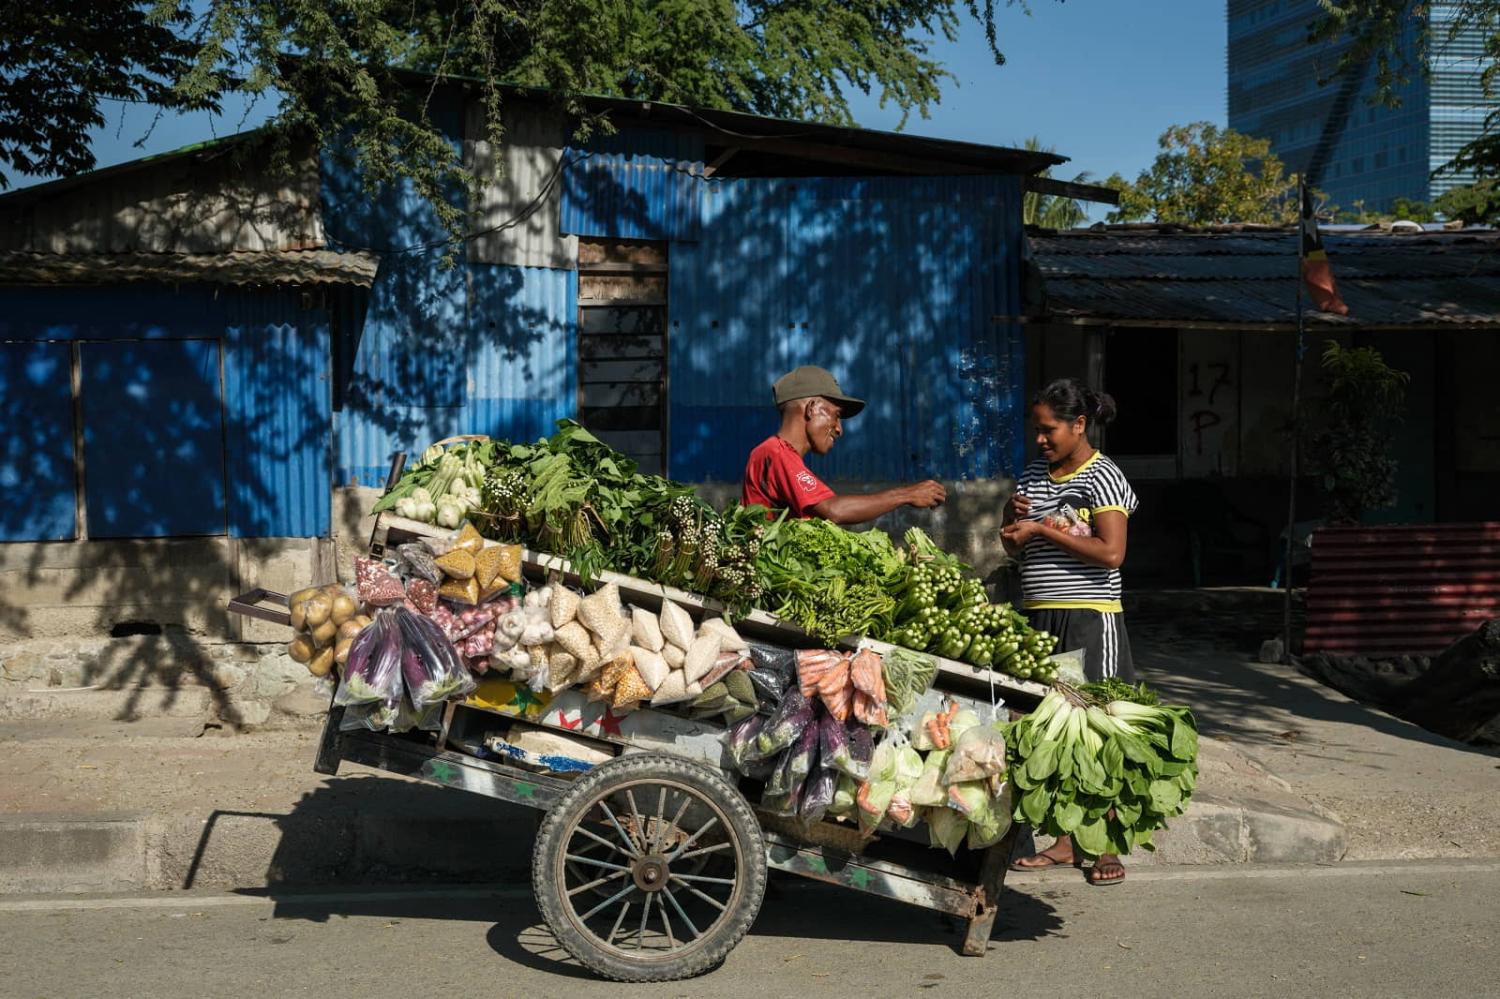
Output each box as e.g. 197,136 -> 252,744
79,339 -> 227,538
0,342 -> 76,541
577,239 -> 668,475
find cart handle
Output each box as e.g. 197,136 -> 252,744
225,587 -> 292,628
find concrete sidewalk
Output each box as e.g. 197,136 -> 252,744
0,715 -> 1342,895
1134,624 -> 1500,861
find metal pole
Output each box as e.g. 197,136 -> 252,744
1282,177 -> 1307,664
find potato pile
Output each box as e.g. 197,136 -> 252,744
286,584 -> 372,678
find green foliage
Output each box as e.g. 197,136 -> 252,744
1315,1 -> 1500,179
1,0 -> 1059,239
1105,123 -> 1299,225
0,2 -> 213,188
1335,195 -> 1436,224
1435,179 -> 1500,224
1020,136 -> 1091,230
1311,340 -> 1410,524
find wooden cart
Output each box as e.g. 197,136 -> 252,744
228,513 -> 1046,983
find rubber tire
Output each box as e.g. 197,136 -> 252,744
531,754 -> 767,982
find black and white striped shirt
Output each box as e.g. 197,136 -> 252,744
1015,451 -> 1137,612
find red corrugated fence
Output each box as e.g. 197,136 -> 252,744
1304,522 -> 1500,656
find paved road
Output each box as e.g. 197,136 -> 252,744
3,859 -> 1497,999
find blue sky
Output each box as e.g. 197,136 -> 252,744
17,0 -> 1227,220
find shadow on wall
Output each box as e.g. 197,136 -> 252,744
663,175 -> 1026,486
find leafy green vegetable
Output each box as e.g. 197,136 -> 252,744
1005,682 -> 1199,860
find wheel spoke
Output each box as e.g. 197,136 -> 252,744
676,841 -> 733,862
598,800 -> 642,856
658,890 -> 678,949
625,789 -> 648,854
662,795 -> 692,850
605,900 -> 632,945
671,877 -> 729,912
660,885 -> 702,940
669,871 -> 737,886
650,787 -> 668,853
567,871 -> 629,897
668,816 -> 720,859
579,882 -> 636,923
635,892 -> 653,951
565,853 -> 633,874
573,824 -> 636,858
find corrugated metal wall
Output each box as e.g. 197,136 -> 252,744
0,286 -> 333,538
560,127 -> 704,241
223,293 -> 333,538
335,253 -> 576,487
669,175 -> 1025,482
464,105 -> 579,269
0,341 -> 76,541
0,143 -> 322,254
1304,522 -> 1500,655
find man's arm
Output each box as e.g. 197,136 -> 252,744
810,480 -> 946,526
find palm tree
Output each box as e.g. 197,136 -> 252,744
1021,136 -> 1092,230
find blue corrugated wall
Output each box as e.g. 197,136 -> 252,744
320,113 -> 578,488
0,286 -> 332,538
668,175 -> 1025,482
560,127 -> 704,241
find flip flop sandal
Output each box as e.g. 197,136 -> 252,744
1009,852 -> 1079,873
1085,861 -> 1126,886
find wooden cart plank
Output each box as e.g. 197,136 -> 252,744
762,830 -> 983,918
334,730 -> 567,809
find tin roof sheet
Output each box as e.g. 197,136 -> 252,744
0,250 -> 379,287
1029,228 -> 1500,328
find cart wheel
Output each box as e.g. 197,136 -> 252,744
531,754 -> 767,982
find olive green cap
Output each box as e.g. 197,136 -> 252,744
772,365 -> 866,417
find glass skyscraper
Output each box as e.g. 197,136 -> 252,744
1228,0 -> 1495,213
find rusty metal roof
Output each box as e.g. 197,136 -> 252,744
0,250 -> 379,287
1029,227 -> 1500,328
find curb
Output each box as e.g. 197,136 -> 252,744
2,790 -> 1345,896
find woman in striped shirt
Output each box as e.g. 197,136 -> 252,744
1002,377 -> 1137,885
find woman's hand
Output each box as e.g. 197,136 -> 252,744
1003,492 -> 1032,524
1001,520 -> 1044,546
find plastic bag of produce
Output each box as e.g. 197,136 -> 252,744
658,599 -> 695,651
700,617 -> 749,653
760,780 -> 803,818
943,723 -> 1009,785
925,805 -> 969,856
335,612 -> 404,707
746,643 -> 797,708
549,586 -> 580,629
397,543 -> 442,584
631,607 -> 664,652
339,700 -> 399,733
800,766 -> 839,825
631,646 -> 669,690
395,607 -> 477,708
725,713 -> 766,771
649,670 -> 692,706
701,652 -> 744,689
885,744 -> 926,828
965,782 -> 1013,850
754,686 -> 813,759
857,739 -> 900,835
354,557 -> 406,607
767,723 -> 818,798
945,780 -> 993,823
829,774 -> 859,818
577,583 -> 624,637
910,748 -> 952,807
846,724 -> 875,779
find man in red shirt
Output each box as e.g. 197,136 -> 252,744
742,366 -> 947,525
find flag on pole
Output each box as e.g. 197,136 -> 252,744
1300,186 -> 1349,316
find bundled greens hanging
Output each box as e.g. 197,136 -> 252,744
1005,683 -> 1199,859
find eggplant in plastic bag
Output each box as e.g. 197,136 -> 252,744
335,611 -> 404,707
755,685 -> 813,759
799,766 -> 839,825
395,607 -> 477,708
820,714 -> 874,780
725,713 -> 767,772
746,642 -> 797,707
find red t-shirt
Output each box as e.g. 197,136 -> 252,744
741,436 -> 836,518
